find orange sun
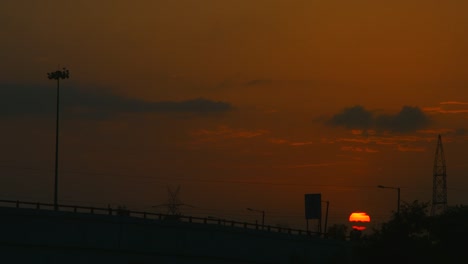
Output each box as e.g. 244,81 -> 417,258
349,212 -> 370,222
349,212 -> 371,231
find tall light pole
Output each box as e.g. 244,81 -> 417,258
377,185 -> 400,215
47,67 -> 69,211
246,207 -> 265,229
323,200 -> 330,234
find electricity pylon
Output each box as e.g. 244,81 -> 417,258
153,185 -> 193,216
431,134 -> 447,216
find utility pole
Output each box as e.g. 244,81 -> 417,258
47,67 -> 69,211
246,208 -> 265,229
323,200 -> 329,234
378,185 -> 400,215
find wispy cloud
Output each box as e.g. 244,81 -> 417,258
336,134 -> 432,145
269,138 -> 289,145
423,107 -> 468,114
290,141 -> 315,146
191,126 -> 269,143
340,146 -> 379,153
423,101 -> 468,114
418,129 -> 455,135
283,163 -> 335,168
331,133 -> 440,153
397,144 -> 425,152
0,84 -> 233,119
440,101 -> 468,105
268,138 -> 315,147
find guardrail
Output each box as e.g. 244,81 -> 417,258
0,199 -> 320,237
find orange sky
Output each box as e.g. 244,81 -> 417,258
1,0 -> 468,229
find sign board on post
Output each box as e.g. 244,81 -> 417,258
305,194 -> 321,219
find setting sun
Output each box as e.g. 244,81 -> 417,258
349,212 -> 371,231
349,212 -> 371,222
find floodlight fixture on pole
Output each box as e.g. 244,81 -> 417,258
246,207 -> 265,229
47,67 -> 70,211
377,185 -> 400,215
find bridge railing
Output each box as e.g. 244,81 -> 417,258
0,199 -> 320,237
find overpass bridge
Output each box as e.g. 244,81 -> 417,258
0,200 -> 350,263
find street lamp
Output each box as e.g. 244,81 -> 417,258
246,207 -> 265,228
322,200 -> 330,234
377,185 -> 400,215
47,67 -> 70,211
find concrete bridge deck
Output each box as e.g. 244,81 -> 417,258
0,201 -> 350,263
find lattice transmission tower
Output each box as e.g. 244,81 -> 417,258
431,134 -> 447,216
152,185 -> 193,216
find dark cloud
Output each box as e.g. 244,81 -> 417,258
455,128 -> 467,135
328,105 -> 430,133
375,106 -> 429,133
328,105 -> 373,129
0,84 -> 233,119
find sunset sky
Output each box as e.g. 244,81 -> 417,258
1,0 -> 468,229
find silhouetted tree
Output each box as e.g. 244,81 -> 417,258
378,200 -> 431,241
354,200 -> 468,263
355,200 -> 433,263
429,205 -> 468,263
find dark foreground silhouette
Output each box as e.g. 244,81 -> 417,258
349,201 -> 468,264
0,201 -> 348,264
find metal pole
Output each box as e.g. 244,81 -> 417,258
397,187 -> 400,215
262,211 -> 265,229
324,201 -> 329,234
378,185 -> 400,217
54,78 -> 60,211
318,216 -> 322,233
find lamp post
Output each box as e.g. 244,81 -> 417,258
323,200 -> 329,234
246,208 -> 265,229
47,67 -> 70,211
377,185 -> 400,215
